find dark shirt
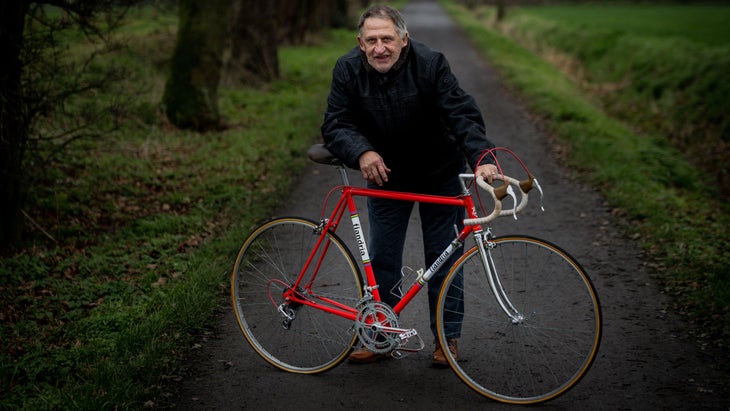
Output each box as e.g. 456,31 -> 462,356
321,39 -> 494,190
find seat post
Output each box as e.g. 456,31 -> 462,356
337,165 -> 350,186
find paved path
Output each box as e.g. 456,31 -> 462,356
169,1 -> 728,409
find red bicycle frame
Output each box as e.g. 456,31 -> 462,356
282,177 -> 485,321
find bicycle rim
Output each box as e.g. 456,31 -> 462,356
231,217 -> 363,374
436,235 -> 602,404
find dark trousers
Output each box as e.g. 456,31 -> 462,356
367,174 -> 464,339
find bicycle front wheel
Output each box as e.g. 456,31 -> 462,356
231,217 -> 363,374
436,235 -> 601,404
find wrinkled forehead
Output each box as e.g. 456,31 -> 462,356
360,16 -> 402,38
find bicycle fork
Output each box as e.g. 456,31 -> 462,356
475,233 -> 526,324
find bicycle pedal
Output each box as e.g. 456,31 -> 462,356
396,329 -> 424,355
390,350 -> 406,359
390,344 -> 422,360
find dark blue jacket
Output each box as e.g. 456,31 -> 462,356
321,39 -> 494,190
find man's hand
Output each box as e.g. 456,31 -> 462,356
475,163 -> 499,184
358,151 -> 391,186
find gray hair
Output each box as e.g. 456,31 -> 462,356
358,5 -> 408,39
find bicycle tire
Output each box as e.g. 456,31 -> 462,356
436,235 -> 602,404
231,217 -> 363,374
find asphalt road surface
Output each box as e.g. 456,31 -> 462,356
168,1 -> 728,409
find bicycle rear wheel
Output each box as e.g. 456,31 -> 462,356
231,217 -> 363,374
436,235 -> 601,404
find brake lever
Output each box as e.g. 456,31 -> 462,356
533,178 -> 545,211
506,184 -> 518,220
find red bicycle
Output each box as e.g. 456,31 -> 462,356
231,144 -> 602,404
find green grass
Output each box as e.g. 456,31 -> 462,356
494,4 -> 730,189
520,4 -> 730,46
0,7 -> 355,408
442,1 -> 729,346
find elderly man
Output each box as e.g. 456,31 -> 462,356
321,4 -> 497,366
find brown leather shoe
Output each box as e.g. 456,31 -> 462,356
348,348 -> 387,364
432,339 -> 457,368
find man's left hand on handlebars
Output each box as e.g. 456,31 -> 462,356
476,163 -> 499,184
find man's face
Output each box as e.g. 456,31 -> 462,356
358,17 -> 408,74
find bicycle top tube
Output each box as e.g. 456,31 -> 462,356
307,143 -> 543,227
308,143 -> 473,199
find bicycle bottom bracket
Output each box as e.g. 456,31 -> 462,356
354,301 -> 400,353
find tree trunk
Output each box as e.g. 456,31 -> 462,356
496,0 -> 506,21
278,0 -> 334,45
278,0 -> 307,45
162,0 -> 229,131
0,1 -> 30,248
223,0 -> 279,86
330,0 -> 350,29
